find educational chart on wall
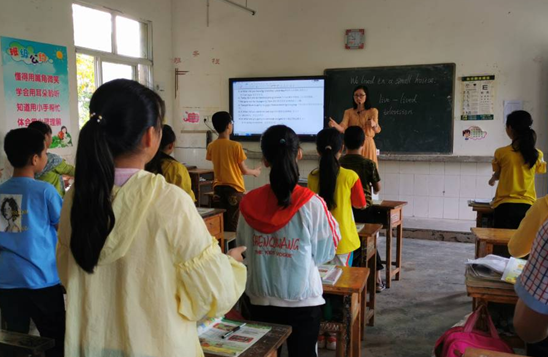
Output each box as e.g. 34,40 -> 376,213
1,37 -> 72,148
461,75 -> 495,121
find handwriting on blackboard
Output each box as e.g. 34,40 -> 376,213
350,74 -> 437,85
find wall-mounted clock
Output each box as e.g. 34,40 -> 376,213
345,29 -> 365,49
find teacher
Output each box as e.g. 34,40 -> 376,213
328,85 -> 381,166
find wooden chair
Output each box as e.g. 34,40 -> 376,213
203,191 -> 215,208
224,231 -> 236,252
0,330 -> 54,357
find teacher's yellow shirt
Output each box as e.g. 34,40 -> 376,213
57,171 -> 246,357
308,167 -> 361,255
492,146 -> 546,208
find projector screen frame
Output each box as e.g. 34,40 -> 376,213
229,75 -> 327,142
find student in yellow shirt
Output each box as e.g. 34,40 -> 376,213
57,79 -> 246,357
146,124 -> 195,201
27,121 -> 75,198
206,111 -> 261,231
308,128 -> 366,266
488,110 -> 546,229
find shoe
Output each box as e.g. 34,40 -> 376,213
376,282 -> 386,293
326,334 -> 337,351
318,334 -> 326,349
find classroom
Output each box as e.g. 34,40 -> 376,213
0,0 -> 547,356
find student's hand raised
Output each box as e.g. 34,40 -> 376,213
227,246 -> 247,263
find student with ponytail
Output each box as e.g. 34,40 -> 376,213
489,110 -> 546,229
237,125 -> 340,357
145,124 -> 195,201
308,128 -> 367,267
56,79 -> 246,357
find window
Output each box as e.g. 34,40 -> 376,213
72,3 -> 152,127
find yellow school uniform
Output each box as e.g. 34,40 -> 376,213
308,167 -> 361,255
492,146 -> 546,208
57,171 -> 246,357
508,195 -> 548,258
161,157 -> 196,201
206,138 -> 247,193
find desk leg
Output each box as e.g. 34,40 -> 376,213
341,295 -> 352,357
219,215 -> 225,253
369,249 -> 376,327
352,294 -> 361,357
385,220 -> 393,289
476,212 -> 483,228
395,222 -> 403,281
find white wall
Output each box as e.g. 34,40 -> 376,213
0,0 -> 173,165
172,0 -> 548,220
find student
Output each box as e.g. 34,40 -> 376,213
489,110 -> 546,229
508,194 -> 548,258
307,127 -> 366,266
339,126 -> 385,292
145,124 -> 196,201
0,128 -> 65,357
513,218 -> 548,357
56,79 -> 246,357
206,111 -> 261,231
237,125 -> 339,357
27,121 -> 75,198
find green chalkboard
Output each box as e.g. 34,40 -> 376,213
325,63 -> 455,153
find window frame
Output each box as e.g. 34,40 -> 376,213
73,2 -> 153,87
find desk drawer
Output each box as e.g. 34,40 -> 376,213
204,215 -> 222,237
390,209 -> 402,225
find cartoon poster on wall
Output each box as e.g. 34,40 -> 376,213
1,37 -> 72,148
461,75 -> 495,121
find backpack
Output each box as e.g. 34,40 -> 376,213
434,305 -> 514,357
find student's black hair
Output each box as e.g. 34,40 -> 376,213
260,125 -> 300,208
352,85 -> 372,110
212,111 -> 232,133
145,124 -> 178,175
28,121 -> 53,135
316,128 -> 343,210
71,79 -> 165,274
1,197 -> 20,220
3,128 -> 45,168
344,126 -> 365,150
507,110 -> 538,169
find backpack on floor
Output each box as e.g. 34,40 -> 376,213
434,305 -> 514,357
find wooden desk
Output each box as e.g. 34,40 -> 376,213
464,348 -> 525,357
189,169 -> 214,207
471,228 -> 515,258
358,223 -> 383,328
0,330 -> 54,357
370,200 -> 407,289
199,208 -> 226,253
323,266 -> 369,357
204,322 -> 291,357
468,202 -> 495,228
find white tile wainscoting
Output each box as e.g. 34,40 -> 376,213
176,146 -> 546,222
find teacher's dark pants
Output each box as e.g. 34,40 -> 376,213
248,302 -> 322,357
